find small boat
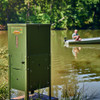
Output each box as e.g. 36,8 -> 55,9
64,37 -> 100,45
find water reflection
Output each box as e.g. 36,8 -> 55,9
72,47 -> 81,59
65,44 -> 100,83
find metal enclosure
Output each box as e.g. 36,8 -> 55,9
8,24 -> 51,100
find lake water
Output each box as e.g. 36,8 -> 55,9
51,30 -> 100,99
0,30 -> 100,99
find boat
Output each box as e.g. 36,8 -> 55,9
64,44 -> 100,50
64,37 -> 100,45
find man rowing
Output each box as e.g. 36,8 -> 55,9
72,29 -> 81,41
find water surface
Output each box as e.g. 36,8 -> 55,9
0,30 -> 100,99
51,30 -> 100,99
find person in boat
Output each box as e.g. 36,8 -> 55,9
72,29 -> 81,41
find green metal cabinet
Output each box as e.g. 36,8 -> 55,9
8,24 -> 51,100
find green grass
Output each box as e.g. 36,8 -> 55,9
0,47 -> 8,100
0,83 -> 8,100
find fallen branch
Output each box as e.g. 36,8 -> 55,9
51,16 -> 66,26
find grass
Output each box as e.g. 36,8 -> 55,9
0,68 -> 8,100
0,83 -> 8,100
0,47 -> 8,68
0,47 -> 8,100
62,84 -> 98,100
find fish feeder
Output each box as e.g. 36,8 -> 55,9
8,24 -> 51,100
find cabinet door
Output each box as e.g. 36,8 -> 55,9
8,26 -> 26,90
27,24 -> 51,90
29,54 -> 50,90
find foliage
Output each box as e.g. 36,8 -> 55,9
0,83 -> 8,100
0,46 -> 8,99
0,0 -> 100,29
0,47 -> 8,68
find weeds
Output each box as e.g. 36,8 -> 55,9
0,83 -> 8,100
62,84 -> 98,100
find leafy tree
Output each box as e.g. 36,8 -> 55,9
1,0 -> 100,29
0,0 -> 8,25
